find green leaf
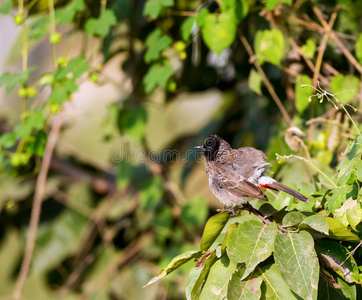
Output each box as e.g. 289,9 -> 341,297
143,63 -> 173,93
300,39 -> 316,59
144,28 -> 172,63
334,198 -> 362,230
143,0 -> 174,19
85,9 -> 117,36
254,28 -> 284,65
139,176 -> 163,210
220,0 -> 249,20
330,74 -> 359,103
200,212 -> 230,251
196,8 -> 209,27
295,75 -> 313,114
186,251 -> 219,300
181,17 -> 195,41
0,0 -> 12,14
226,221 -> 277,280
118,103 -> 147,142
327,185 -> 357,214
55,56 -> 90,80
265,0 -> 282,10
356,33 -> 362,65
29,17 -> 50,40
199,256 -> 237,300
318,270 -> 357,300
299,214 -> 329,235
145,250 -> 201,287
49,84 -> 68,104
227,265 -> 263,300
248,69 -> 262,95
201,12 -> 237,55
0,67 -> 37,94
259,264 -> 298,300
316,239 -> 359,284
274,231 -> 319,300
55,0 -> 85,24
346,200 -> 362,230
282,211 -> 306,227
325,217 -> 360,243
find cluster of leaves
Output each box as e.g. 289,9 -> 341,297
1,0 -> 362,299
147,135 -> 362,299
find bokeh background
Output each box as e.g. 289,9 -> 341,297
1,0 -> 362,299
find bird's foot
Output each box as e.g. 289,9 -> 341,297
217,207 -> 236,217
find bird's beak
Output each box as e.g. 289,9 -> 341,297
194,145 -> 204,151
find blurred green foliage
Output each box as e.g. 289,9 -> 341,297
0,0 -> 362,299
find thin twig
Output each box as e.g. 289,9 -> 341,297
12,113 -> 64,300
312,9 -> 338,86
312,6 -> 362,75
239,32 -> 293,127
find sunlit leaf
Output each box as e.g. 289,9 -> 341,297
254,28 -> 284,65
199,256 -> 237,300
186,251 -> 218,300
248,69 -> 262,95
325,217 -> 360,243
200,212 -> 230,251
327,185 -> 357,214
85,9 -> 117,36
143,63 -> 173,93
356,33 -> 362,65
227,265 -> 262,300
143,0 -> 174,19
227,221 -> 277,280
55,0 -> 85,24
145,250 -> 202,287
282,211 -> 306,227
330,74 -> 359,103
259,264 -> 298,299
144,28 -> 172,63
181,17 -> 195,41
201,12 -> 237,55
295,75 -> 313,114
301,39 -> 316,59
274,231 -> 319,300
299,214 -> 329,235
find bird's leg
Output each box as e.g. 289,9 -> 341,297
240,203 -> 271,224
217,206 -> 236,216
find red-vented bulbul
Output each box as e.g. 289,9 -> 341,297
195,134 -> 308,208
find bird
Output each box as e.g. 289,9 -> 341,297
195,134 -> 308,209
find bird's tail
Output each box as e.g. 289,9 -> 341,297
263,181 -> 309,203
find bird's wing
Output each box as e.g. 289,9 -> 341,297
214,163 -> 267,201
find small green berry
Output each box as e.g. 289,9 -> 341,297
179,51 -> 187,60
26,87 -> 37,98
174,41 -> 186,52
57,56 -> 68,66
50,32 -> 62,44
90,73 -> 99,83
49,103 -> 60,114
14,14 -> 24,25
167,81 -> 177,92
18,87 -> 27,98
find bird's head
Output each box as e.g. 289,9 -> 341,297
195,134 -> 223,161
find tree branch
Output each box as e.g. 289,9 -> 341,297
239,32 -> 293,127
13,113 -> 64,300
